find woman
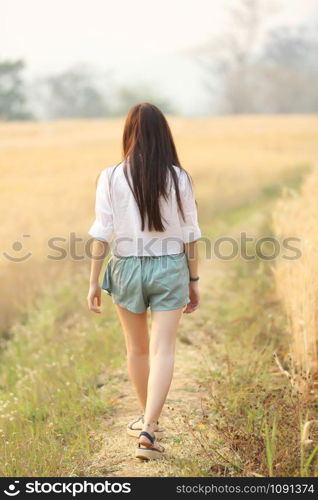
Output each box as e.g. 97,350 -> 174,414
87,103 -> 201,461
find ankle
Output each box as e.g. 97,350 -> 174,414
142,420 -> 157,434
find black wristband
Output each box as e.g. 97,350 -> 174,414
189,276 -> 200,281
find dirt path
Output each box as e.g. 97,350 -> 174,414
84,209 -> 269,477
86,258 -> 217,477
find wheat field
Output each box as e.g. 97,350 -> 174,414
273,163 -> 318,393
1,115 -> 317,330
1,115 -> 318,476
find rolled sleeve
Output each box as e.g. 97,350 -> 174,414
88,169 -> 114,243
178,171 -> 201,244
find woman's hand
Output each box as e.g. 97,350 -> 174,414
184,281 -> 200,313
87,282 -> 102,313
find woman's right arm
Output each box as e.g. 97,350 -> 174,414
177,170 -> 201,314
184,240 -> 200,313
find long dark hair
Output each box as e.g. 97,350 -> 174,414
117,102 -> 193,232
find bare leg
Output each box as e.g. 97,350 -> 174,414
114,305 -> 149,411
141,307 -> 184,442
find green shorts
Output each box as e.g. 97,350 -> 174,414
101,252 -> 190,314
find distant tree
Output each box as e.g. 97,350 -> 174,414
114,84 -> 176,116
261,27 -> 318,112
191,0 -> 318,114
188,0 -> 271,113
44,65 -> 109,119
207,0 -> 268,113
0,59 -> 33,121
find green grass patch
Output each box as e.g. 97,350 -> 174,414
0,276 -> 124,476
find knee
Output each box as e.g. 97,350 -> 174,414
151,342 -> 175,358
127,344 -> 149,358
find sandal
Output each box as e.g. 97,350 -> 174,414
135,431 -> 165,461
127,415 -> 165,439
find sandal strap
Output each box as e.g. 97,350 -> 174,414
128,415 -> 161,431
128,415 -> 143,430
137,442 -> 164,452
139,431 -> 155,443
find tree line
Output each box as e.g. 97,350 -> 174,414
0,61 -> 174,121
1,0 -> 317,121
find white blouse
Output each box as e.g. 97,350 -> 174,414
88,161 -> 201,256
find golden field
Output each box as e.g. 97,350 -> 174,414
273,163 -> 318,391
1,115 -> 318,476
1,115 -> 317,330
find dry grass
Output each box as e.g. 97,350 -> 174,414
273,164 -> 318,394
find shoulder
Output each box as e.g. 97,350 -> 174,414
97,162 -> 124,183
100,162 -> 122,177
172,165 -> 193,190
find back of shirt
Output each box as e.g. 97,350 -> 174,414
88,161 -> 201,256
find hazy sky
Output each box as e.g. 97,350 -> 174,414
2,0 -> 318,115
